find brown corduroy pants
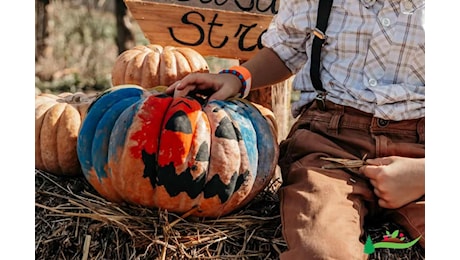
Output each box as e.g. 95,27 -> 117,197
278,101 -> 425,260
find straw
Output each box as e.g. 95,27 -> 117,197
35,169 -> 424,259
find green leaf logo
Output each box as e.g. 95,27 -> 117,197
363,230 -> 421,255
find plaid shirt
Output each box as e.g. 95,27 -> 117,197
262,0 -> 425,120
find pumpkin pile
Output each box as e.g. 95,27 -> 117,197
35,92 -> 93,176
76,85 -> 279,217
35,44 -> 279,218
35,45 -> 209,177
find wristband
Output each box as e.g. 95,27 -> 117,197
219,65 -> 252,98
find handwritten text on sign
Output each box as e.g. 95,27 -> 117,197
124,0 -> 279,60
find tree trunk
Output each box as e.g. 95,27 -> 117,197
35,0 -> 50,61
115,0 -> 135,54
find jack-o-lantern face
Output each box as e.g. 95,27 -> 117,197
77,85 -> 278,217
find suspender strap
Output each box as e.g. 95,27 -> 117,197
310,0 -> 333,110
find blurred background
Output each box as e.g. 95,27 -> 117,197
34,0 -> 235,94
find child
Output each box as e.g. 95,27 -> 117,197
166,0 -> 425,258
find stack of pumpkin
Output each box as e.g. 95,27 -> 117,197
35,44 -> 279,217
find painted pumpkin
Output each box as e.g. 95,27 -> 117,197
111,44 -> 210,89
77,85 -> 278,217
35,92 -> 93,176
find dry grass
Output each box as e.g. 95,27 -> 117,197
35,169 -> 286,259
36,169 -> 424,259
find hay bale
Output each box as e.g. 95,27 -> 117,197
35,169 -> 286,259
35,169 -> 424,259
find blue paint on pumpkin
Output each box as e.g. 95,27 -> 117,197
228,99 -> 276,181
212,100 -> 258,180
77,86 -> 145,178
107,101 -> 142,171
92,96 -> 141,181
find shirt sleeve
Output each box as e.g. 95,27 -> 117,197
261,0 -> 313,74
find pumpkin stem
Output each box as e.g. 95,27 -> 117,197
58,93 -> 91,104
187,89 -> 216,106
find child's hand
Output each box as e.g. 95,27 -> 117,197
166,72 -> 242,101
360,156 -> 425,209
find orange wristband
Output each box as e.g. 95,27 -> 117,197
219,66 -> 252,98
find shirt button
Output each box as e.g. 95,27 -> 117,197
404,1 -> 413,10
368,78 -> 377,87
381,17 -> 391,27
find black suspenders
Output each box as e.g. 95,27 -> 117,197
310,0 -> 333,111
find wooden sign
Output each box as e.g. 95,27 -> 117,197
124,0 -> 279,60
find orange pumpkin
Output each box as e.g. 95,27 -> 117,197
35,92 -> 93,176
111,45 -> 209,89
77,85 -> 278,217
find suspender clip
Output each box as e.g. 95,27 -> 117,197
313,28 -> 328,46
315,91 -> 328,111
